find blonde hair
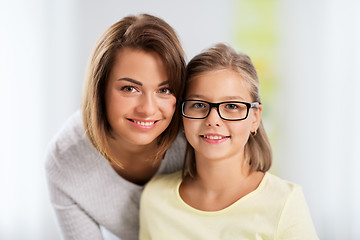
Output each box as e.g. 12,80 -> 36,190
82,14 -> 186,167
183,43 -> 272,177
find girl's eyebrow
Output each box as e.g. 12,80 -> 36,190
117,78 -> 169,87
186,94 -> 245,101
222,96 -> 245,101
186,94 -> 205,99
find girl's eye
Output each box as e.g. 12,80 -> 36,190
192,102 -> 206,109
225,104 -> 239,110
120,86 -> 137,93
158,87 -> 173,95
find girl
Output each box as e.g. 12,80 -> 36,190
45,14 -> 186,240
140,43 -> 318,239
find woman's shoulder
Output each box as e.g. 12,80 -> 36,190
158,132 -> 187,174
169,131 -> 187,153
44,110 -> 97,172
46,111 -> 86,153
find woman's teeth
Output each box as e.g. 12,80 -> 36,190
134,121 -> 155,126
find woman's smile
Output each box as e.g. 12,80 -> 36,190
128,118 -> 160,130
105,48 -> 176,146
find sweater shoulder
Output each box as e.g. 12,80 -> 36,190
47,110 -> 86,153
44,110 -> 96,174
158,132 -> 187,174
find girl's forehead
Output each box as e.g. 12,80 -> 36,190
185,69 -> 252,101
188,69 -> 248,84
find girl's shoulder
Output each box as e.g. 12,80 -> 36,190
257,172 -> 303,203
263,172 -> 300,190
262,173 -> 318,239
145,171 -> 182,192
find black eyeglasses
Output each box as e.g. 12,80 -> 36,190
181,100 -> 260,121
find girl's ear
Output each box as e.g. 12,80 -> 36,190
251,104 -> 262,132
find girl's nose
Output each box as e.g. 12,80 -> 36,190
205,108 -> 222,127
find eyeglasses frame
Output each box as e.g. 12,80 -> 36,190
181,99 -> 260,121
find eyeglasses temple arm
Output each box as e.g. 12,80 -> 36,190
250,102 -> 260,108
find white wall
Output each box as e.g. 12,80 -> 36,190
276,1 -> 360,239
1,0 -> 359,239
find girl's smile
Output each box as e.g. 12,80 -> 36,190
200,133 -> 230,144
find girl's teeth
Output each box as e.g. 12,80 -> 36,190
135,121 -> 155,126
204,135 -> 223,140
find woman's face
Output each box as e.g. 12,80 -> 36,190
182,69 -> 262,162
105,48 -> 176,147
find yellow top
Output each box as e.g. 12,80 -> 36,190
140,171 -> 318,240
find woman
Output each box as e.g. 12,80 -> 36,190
45,14 -> 186,239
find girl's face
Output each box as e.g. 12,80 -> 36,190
105,48 -> 176,147
182,69 -> 262,162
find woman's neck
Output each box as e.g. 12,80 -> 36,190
107,136 -> 162,185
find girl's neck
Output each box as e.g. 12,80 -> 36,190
180,154 -> 264,211
194,154 -> 253,192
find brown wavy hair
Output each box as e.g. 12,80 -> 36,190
82,14 -> 186,167
183,43 -> 272,177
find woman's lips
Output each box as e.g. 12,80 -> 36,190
128,119 -> 159,129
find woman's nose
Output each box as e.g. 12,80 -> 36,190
135,94 -> 158,116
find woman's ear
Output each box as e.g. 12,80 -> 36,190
251,104 -> 262,132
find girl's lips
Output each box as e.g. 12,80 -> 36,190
128,119 -> 159,129
200,134 -> 230,144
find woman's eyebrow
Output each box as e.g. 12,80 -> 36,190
158,81 -> 169,87
117,78 -> 169,87
117,77 -> 142,86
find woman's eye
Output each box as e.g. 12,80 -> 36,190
120,86 -> 137,93
158,87 -> 172,95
